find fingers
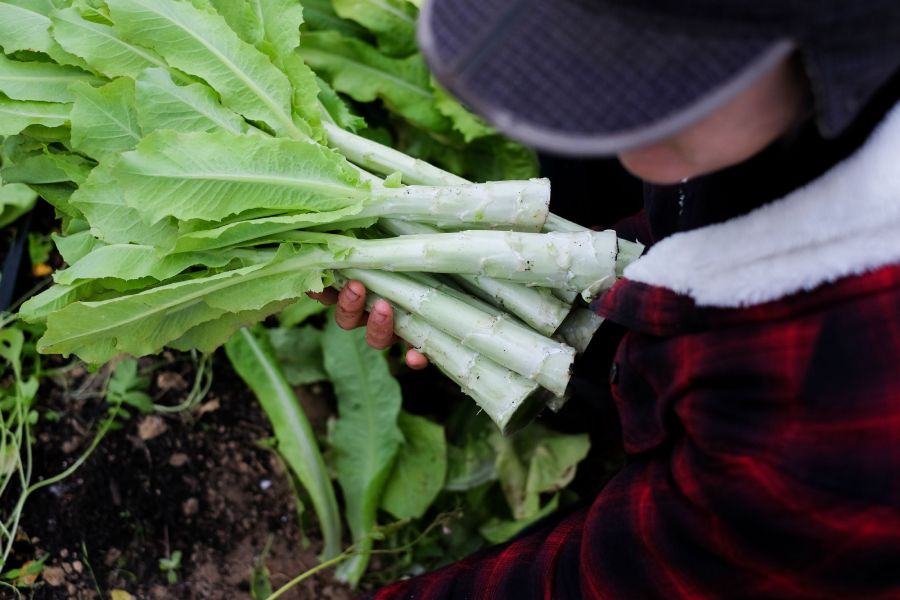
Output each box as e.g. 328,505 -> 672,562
335,280 -> 367,330
314,281 -> 430,369
405,348 -> 429,370
366,299 -> 396,350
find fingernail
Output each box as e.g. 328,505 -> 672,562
343,287 -> 359,302
370,301 -> 389,323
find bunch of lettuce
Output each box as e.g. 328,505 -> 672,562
1,0 -> 641,435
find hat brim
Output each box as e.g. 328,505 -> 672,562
419,0 -> 795,156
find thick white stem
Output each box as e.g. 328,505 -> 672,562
554,307 -> 605,355
367,179 -> 550,232
379,219 -> 571,335
323,122 -> 469,186
328,230 -> 619,299
342,268 -> 575,396
174,180 -> 551,252
333,275 -> 548,434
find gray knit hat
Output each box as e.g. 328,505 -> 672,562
418,0 -> 900,156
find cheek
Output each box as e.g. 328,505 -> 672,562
617,144 -> 699,184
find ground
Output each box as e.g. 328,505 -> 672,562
6,351 -> 353,600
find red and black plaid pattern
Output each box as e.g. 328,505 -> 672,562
364,262 -> 900,599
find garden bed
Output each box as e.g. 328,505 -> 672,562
8,353 -> 352,599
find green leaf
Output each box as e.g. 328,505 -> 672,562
168,298 -> 293,352
0,0 -> 58,55
301,0 -> 370,40
432,82 -> 495,143
53,242 -> 240,285
107,0 -> 308,139
111,129 -> 366,223
1,147 -> 93,185
280,51 -> 324,136
133,68 -> 248,136
277,295 -> 327,328
249,0 -> 304,61
479,493 -> 560,545
50,6 -> 169,79
52,229 -> 102,264
27,231 -> 52,265
316,76 -> 366,132
323,316 -> 403,586
0,54 -> 102,103
249,556 -> 273,600
331,0 -> 417,57
36,247 -> 325,363
265,325 -> 327,386
204,0 -> 263,48
380,411 -> 447,520
300,31 -> 449,133
444,436 -> 497,492
0,181 -> 37,228
225,327 -> 342,559
106,357 -> 154,413
397,125 -> 539,182
70,78 -> 142,160
0,0 -> 86,66
29,183 -> 78,222
69,161 -> 179,248
172,202 -> 367,253
0,96 -> 70,136
494,425 -> 590,520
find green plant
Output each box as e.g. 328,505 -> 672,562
6,0 -> 640,433
0,320 -> 130,578
158,549 -> 182,585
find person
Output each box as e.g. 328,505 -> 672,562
315,1 -> 900,597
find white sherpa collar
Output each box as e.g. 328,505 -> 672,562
623,102 -> 900,308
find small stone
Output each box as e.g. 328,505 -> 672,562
72,560 -> 83,573
61,562 -> 73,574
66,583 -> 77,596
59,549 -> 69,559
61,438 -> 81,454
182,497 -> 199,517
138,415 -> 168,441
42,566 -> 66,587
156,371 -> 187,392
259,479 -> 272,490
168,453 -> 190,467
197,398 -> 220,415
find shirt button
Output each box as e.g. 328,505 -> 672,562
609,362 -> 619,384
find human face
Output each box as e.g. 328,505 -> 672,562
617,56 -> 809,184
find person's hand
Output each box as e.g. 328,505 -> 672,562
308,280 -> 429,370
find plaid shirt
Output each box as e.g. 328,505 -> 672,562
365,262 -> 900,599
365,95 -> 900,599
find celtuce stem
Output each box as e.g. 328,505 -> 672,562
333,275 -> 548,434
323,122 -> 618,237
174,179 -> 551,252
306,230 -> 620,298
341,268 -> 575,396
323,122 -> 468,186
368,179 -> 550,232
554,307 -> 605,355
379,219 -> 572,335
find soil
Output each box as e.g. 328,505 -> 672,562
4,351 -> 354,600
